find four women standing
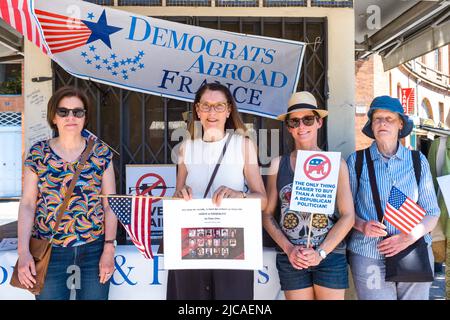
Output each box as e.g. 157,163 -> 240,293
16,85 -> 441,300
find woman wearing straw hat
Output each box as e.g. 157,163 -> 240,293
262,91 -> 355,300
346,96 -> 440,300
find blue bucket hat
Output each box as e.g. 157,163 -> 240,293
362,95 -> 413,139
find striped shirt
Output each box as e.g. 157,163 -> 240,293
346,142 -> 440,260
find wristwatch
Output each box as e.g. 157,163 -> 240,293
317,248 -> 327,259
105,239 -> 117,247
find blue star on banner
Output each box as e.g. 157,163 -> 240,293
82,10 -> 122,49
87,12 -> 95,20
80,49 -> 147,82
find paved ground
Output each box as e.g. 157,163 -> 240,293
430,264 -> 446,300
0,200 -> 446,300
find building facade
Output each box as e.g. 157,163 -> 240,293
355,45 -> 450,152
15,0 -> 356,196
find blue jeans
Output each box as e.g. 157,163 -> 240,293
36,238 -> 110,300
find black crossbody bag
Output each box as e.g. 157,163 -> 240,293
355,148 -> 433,282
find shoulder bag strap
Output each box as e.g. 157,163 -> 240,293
52,138 -> 95,238
203,133 -> 233,198
355,149 -> 364,194
365,148 -> 384,222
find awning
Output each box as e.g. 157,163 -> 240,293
0,19 -> 23,63
355,0 -> 450,71
419,125 -> 450,137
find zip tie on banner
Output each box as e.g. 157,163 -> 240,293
304,36 -> 323,52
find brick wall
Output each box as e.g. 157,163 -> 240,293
355,57 -> 374,151
0,95 -> 24,112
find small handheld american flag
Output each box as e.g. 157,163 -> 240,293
384,186 -> 426,234
108,196 -> 153,259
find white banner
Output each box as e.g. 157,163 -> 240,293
3,0 -> 305,118
163,199 -> 263,270
289,150 -> 341,215
0,246 -> 283,300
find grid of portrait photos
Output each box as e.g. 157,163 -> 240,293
181,227 -> 244,260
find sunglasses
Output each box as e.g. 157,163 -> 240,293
286,115 -> 317,128
56,107 -> 86,118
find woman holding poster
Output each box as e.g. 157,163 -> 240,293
263,91 -> 355,300
167,83 -> 267,300
346,96 -> 440,300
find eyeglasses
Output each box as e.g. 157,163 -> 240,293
197,102 -> 228,113
56,107 -> 86,118
286,116 -> 317,128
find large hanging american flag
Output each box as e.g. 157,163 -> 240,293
384,186 -> 426,234
108,196 -> 154,259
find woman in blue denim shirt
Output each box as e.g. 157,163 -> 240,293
346,96 -> 440,300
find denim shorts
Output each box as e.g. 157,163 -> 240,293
276,252 -> 349,291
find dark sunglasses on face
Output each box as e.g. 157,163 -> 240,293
56,107 -> 86,118
286,115 -> 317,128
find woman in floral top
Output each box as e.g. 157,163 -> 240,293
17,86 -> 117,300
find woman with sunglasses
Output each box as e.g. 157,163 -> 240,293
167,82 -> 267,300
262,91 -> 355,300
17,86 -> 117,299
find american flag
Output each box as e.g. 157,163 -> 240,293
35,8 -> 92,54
108,196 -> 154,259
0,0 -> 94,54
0,0 -> 48,54
384,186 -> 426,234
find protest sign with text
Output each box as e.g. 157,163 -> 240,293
163,198 -> 262,270
289,150 -> 341,215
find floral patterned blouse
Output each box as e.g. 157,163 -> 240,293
25,138 -> 113,247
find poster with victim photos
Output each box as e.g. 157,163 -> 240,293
163,198 -> 263,270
